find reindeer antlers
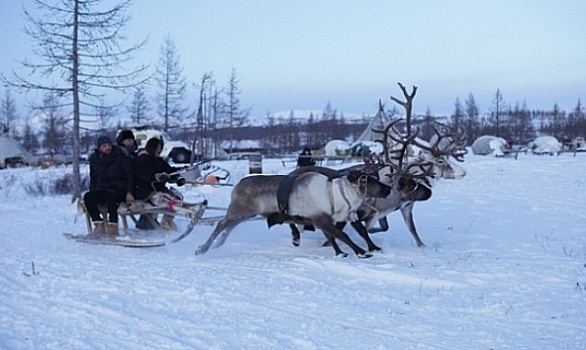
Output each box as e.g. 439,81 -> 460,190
390,82 -> 417,136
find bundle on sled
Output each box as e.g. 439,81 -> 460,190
176,161 -> 231,186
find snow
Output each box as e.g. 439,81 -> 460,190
1,153 -> 585,349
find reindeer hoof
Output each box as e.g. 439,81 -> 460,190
358,253 -> 373,259
292,238 -> 300,247
369,246 -> 382,252
322,240 -> 331,247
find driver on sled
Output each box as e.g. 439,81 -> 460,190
134,137 -> 186,230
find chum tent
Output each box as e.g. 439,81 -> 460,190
0,135 -> 35,168
354,101 -> 393,143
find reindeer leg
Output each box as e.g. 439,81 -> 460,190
212,226 -> 236,249
290,224 -> 301,247
313,216 -> 371,258
368,217 -> 390,234
196,217 -> 235,255
400,203 -> 426,248
323,222 -> 349,247
328,238 -> 346,257
350,221 -> 381,252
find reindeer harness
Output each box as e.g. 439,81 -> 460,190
275,172 -> 361,222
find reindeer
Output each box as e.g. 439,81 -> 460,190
292,84 -> 467,249
361,83 -> 467,246
194,170 -> 393,257
284,130 -> 435,249
284,163 -> 398,252
283,94 -> 468,249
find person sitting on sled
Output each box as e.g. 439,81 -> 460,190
84,135 -> 135,236
134,137 -> 185,230
116,129 -> 138,161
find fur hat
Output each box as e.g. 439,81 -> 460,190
116,129 -> 135,145
96,135 -> 112,148
144,137 -> 162,156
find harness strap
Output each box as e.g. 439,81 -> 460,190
336,178 -> 359,222
327,180 -> 334,215
337,179 -> 353,210
277,174 -> 298,213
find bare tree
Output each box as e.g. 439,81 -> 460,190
568,99 -> 585,137
155,35 -> 188,131
491,89 -> 508,137
1,87 -> 19,135
549,103 -> 565,139
94,98 -> 118,132
2,0 -> 148,201
127,85 -> 151,125
192,72 -> 215,160
224,68 -> 249,153
464,93 -> 480,144
421,106 -> 436,141
40,91 -> 68,155
21,119 -> 41,154
451,98 -> 465,128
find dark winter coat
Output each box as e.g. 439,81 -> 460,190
134,153 -> 180,200
88,146 -> 135,195
297,149 -> 316,167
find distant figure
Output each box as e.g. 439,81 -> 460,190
297,147 -> 316,167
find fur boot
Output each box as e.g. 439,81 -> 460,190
106,222 -> 119,236
93,221 -> 105,235
136,214 -> 158,230
161,215 -> 177,231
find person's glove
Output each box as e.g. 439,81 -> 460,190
155,173 -> 171,182
176,177 -> 186,187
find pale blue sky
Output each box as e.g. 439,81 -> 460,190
1,0 -> 585,117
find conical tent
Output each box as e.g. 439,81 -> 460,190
355,101 -> 393,143
0,135 -> 35,168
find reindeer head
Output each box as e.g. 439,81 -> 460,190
346,170 -> 393,199
372,83 -> 468,185
412,123 -> 467,180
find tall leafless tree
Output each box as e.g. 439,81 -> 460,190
40,90 -> 68,155
127,85 -> 151,125
568,99 -> 585,137
21,120 -> 41,154
491,89 -> 508,137
464,93 -> 480,144
1,87 -> 19,135
451,98 -> 465,128
224,68 -> 249,153
193,72 -> 214,160
155,35 -> 187,131
2,0 -> 148,201
94,98 -> 118,132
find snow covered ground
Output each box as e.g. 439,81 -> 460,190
1,152 -> 585,349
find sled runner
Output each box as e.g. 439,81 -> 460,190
63,233 -> 169,247
66,191 -> 211,247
